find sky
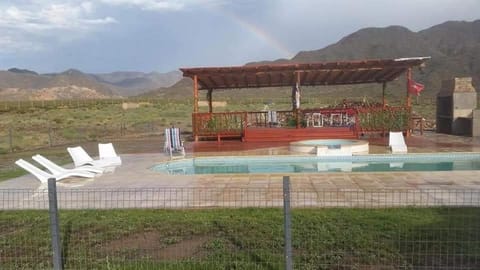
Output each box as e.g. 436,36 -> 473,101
0,0 -> 479,74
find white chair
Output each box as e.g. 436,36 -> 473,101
267,111 -> 278,126
164,128 -> 185,159
67,146 -> 120,169
389,131 -> 408,154
32,154 -> 103,175
98,143 -> 122,166
15,159 -> 95,183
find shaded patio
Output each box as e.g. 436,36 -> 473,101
181,57 -> 430,142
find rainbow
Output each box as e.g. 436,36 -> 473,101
216,8 -> 294,59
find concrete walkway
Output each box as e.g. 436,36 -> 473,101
1,132 -> 480,208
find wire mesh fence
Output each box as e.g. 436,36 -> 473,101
1,184 -> 479,269
0,121 -> 171,153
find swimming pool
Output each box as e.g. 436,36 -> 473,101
152,153 -> 480,175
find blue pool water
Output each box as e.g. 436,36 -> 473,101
152,153 -> 480,175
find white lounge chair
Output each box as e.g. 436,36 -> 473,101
32,154 -> 103,175
389,131 -> 408,154
67,146 -> 119,169
15,159 -> 95,183
98,143 -> 122,166
164,127 -> 185,159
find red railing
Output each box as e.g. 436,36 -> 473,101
193,112 -> 247,138
192,106 -> 411,140
247,110 -> 294,127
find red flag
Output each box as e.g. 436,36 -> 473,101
408,79 -> 424,96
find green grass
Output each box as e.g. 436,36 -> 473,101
1,207 -> 479,269
0,147 -> 80,182
0,95 -> 439,153
0,167 -> 26,181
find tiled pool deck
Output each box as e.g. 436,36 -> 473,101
1,131 -> 480,207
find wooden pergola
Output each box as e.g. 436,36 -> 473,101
180,57 -> 429,142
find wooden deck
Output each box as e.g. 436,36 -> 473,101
243,127 -> 356,142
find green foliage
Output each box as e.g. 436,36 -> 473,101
358,108 -> 411,131
0,207 -> 479,269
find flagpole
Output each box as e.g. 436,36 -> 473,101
295,71 -> 301,129
406,68 -> 412,108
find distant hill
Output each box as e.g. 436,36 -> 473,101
141,77 -> 193,98
7,68 -> 38,76
247,20 -> 480,97
0,69 -> 118,100
91,71 -> 182,96
0,69 -> 182,100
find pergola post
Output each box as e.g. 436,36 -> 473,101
406,68 -> 412,107
382,82 -> 387,108
406,68 -> 412,137
193,75 -> 199,142
194,75 -> 199,113
295,71 -> 301,129
207,89 -> 213,113
382,82 -> 387,137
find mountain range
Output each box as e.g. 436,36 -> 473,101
0,68 -> 182,100
288,20 -> 480,95
1,19 -> 479,100
155,19 -> 480,100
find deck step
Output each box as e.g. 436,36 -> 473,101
243,127 -> 356,142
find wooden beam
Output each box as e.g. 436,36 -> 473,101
206,76 -> 218,89
232,75 -> 239,88
243,74 -> 249,87
197,78 -> 210,90
335,70 -> 355,83
220,75 -> 228,88
279,72 -> 285,85
319,70 -> 334,84
330,70 -> 345,84
308,71 -> 322,85
348,68 -> 371,83
289,72 -> 296,85
357,69 -> 381,83
302,71 -> 312,85
374,67 -> 400,82
383,68 -> 406,82
267,73 -> 272,86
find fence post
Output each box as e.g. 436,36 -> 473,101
48,178 -> 63,270
9,127 -> 13,153
48,126 -> 53,147
283,176 -> 293,270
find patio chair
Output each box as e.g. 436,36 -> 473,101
389,131 -> 408,154
32,154 -> 103,175
15,159 -> 95,183
267,111 -> 278,126
67,146 -> 120,169
98,143 -> 122,166
164,127 -> 185,159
